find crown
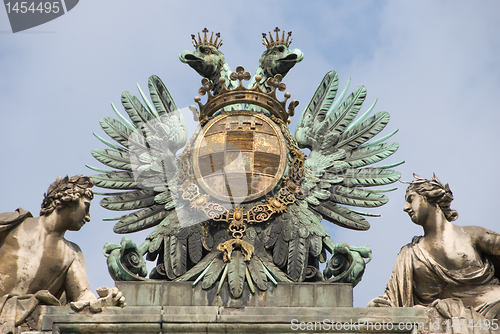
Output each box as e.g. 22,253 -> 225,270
193,66 -> 299,126
191,28 -> 223,49
262,27 -> 293,49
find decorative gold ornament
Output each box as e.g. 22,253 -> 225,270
194,66 -> 298,126
217,238 -> 254,262
262,27 -> 293,49
179,63 -> 305,262
192,112 -> 287,204
179,141 -> 305,227
191,28 -> 222,49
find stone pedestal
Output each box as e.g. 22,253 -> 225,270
116,281 -> 353,308
34,282 -> 445,333
37,304 -> 437,333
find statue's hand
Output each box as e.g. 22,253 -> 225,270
97,287 -> 126,308
70,287 -> 126,313
367,297 -> 393,307
88,287 -> 126,312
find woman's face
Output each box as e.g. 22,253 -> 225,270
404,191 -> 432,226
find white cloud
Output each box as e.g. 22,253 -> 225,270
1,0 -> 499,308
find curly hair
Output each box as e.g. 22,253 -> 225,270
40,175 -> 95,216
405,173 -> 458,222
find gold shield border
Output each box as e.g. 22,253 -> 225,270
192,112 -> 287,203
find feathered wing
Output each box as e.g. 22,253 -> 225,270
144,208 -> 208,280
95,69 -> 399,290
90,75 -> 207,279
295,71 -> 402,231
261,201 -> 330,281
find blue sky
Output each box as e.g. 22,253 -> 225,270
1,0 -> 500,307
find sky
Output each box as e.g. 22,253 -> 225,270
1,0 -> 500,308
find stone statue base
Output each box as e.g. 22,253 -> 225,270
34,304 -> 437,333
116,281 -> 353,308
30,282 -> 452,333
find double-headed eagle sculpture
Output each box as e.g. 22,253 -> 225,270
91,28 -> 402,298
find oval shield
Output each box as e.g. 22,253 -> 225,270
192,112 -> 287,203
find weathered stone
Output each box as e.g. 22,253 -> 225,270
39,305 -> 162,331
0,176 -> 125,332
369,174 -> 500,333
37,304 -> 443,333
116,281 -> 352,308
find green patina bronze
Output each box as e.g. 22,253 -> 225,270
91,28 -> 402,299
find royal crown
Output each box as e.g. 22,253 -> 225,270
262,27 -> 293,49
194,66 -> 299,126
191,28 -> 223,49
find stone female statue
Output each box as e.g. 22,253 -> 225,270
369,174 -> 500,321
0,175 -> 125,332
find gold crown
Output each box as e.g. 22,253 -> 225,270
191,28 -> 222,49
194,66 -> 299,126
262,27 -> 293,49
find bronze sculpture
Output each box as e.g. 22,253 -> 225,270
369,174 -> 500,321
0,175 -> 125,332
93,28 -> 402,298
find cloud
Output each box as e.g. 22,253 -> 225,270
1,0 -> 499,308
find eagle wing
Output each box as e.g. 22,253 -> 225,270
295,71 -> 402,231
90,75 -> 210,279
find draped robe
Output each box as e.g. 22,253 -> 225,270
384,236 -> 500,319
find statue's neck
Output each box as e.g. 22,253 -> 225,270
249,67 -> 273,92
212,63 -> 237,95
220,63 -> 232,77
422,207 -> 451,239
41,213 -> 66,237
221,63 -> 237,90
